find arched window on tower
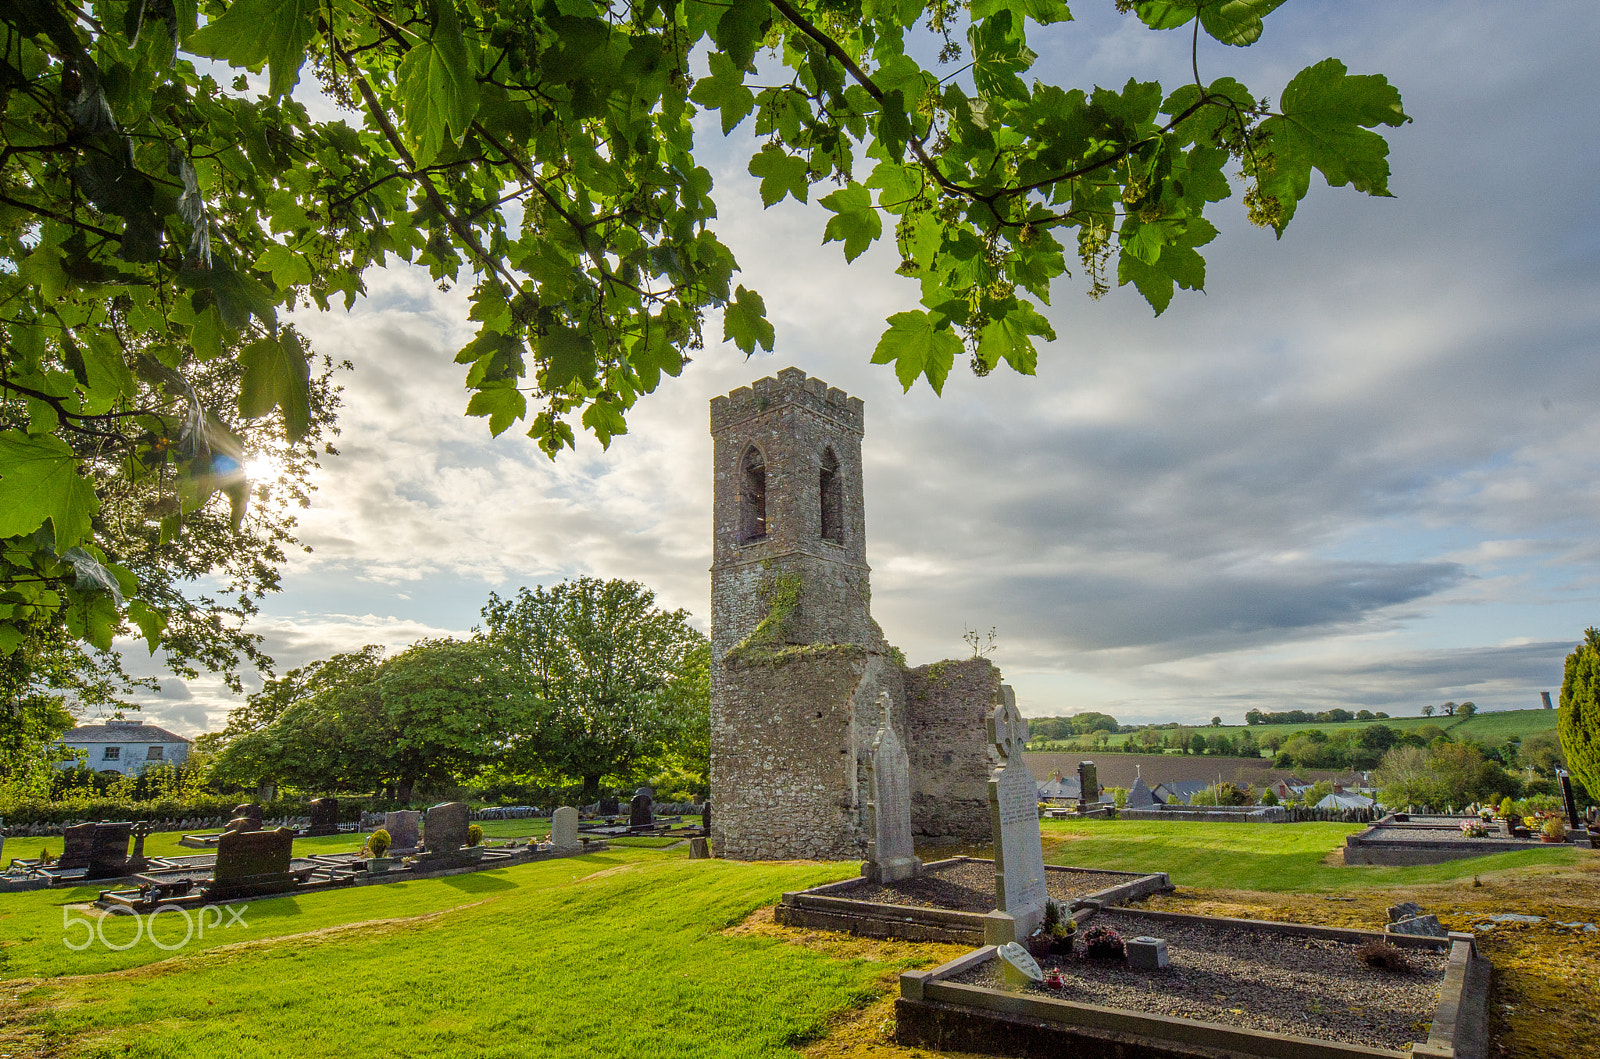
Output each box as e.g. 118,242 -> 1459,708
741,446 -> 767,541
819,447 -> 842,543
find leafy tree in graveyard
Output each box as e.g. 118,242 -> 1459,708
3,1 -> 1408,666
1558,628 -> 1600,798
481,578 -> 708,800
1519,730 -> 1567,778
212,638 -> 532,800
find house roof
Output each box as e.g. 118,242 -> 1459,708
60,722 -> 191,745
1315,791 -> 1376,810
1037,776 -> 1082,800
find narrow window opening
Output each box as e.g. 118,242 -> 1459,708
819,448 -> 842,543
741,446 -> 767,541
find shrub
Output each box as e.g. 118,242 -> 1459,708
1260,789 -> 1279,806
1082,925 -> 1125,960
467,823 -> 484,847
1542,816 -> 1568,840
1042,900 -> 1075,938
364,828 -> 392,858
1559,628 -> 1600,802
1499,797 -> 1517,819
1356,940 -> 1409,972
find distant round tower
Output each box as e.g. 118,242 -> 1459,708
707,368 -> 906,860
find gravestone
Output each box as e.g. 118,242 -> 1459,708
127,822 -> 153,871
1077,761 -> 1099,810
1388,901 -> 1424,923
209,827 -> 299,898
599,795 -> 620,817
422,802 -> 470,854
305,798 -> 340,836
1125,774 -> 1155,808
701,801 -> 711,833
551,806 -> 580,850
862,691 -> 922,884
86,821 -> 133,879
1558,771 -> 1582,832
629,787 -> 653,828
987,686 -> 1048,940
1387,913 -> 1448,939
227,804 -> 264,832
58,822 -> 97,870
383,810 -> 421,853
689,837 -> 710,859
1127,936 -> 1170,970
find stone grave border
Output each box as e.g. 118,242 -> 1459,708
773,856 -> 1170,944
1344,813 -> 1591,866
895,906 -> 1490,1059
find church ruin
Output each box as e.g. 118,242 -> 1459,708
708,367 -> 1002,860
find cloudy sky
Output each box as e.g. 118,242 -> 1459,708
128,2 -> 1600,735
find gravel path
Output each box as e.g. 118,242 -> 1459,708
953,910 -> 1447,1051
848,860 -> 1129,912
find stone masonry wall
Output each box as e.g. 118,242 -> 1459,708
902,658 -> 1000,846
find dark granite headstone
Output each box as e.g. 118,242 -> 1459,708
58,822 -> 97,870
599,796 -> 620,816
209,827 -> 299,897
1076,761 -> 1100,809
422,802 -> 470,854
305,797 -> 340,836
1559,771 -> 1582,832
86,822 -> 133,879
127,822 -> 153,871
629,787 -> 653,828
229,804 -> 264,831
701,801 -> 711,833
383,810 -> 421,852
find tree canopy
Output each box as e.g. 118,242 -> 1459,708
481,577 -> 708,799
2,0 -> 1407,668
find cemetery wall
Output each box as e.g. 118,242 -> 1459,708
902,658 -> 1000,845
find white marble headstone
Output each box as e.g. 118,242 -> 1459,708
988,685 -> 1049,938
863,692 -> 922,884
551,806 -> 580,850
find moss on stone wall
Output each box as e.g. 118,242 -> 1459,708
723,571 -> 810,667
724,641 -> 868,669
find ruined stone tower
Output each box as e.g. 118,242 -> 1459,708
708,368 -> 998,861
708,368 -> 907,860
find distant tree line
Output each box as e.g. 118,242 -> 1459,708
1245,708 -> 1391,725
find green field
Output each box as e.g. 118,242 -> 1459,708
0,826 -> 1592,1058
1032,707 -> 1558,752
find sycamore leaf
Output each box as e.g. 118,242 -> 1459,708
466,384 -> 526,436
976,301 -> 1053,375
187,0 -> 318,98
688,51 -> 756,134
128,599 -> 167,652
256,244 -> 313,289
238,332 -> 312,440
724,285 -> 774,354
0,430 -> 97,550
820,184 -> 882,262
871,310 -> 961,394
747,146 -> 809,206
1256,58 -> 1410,231
396,0 -> 481,164
1201,0 -> 1289,47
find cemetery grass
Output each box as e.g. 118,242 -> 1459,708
0,849 -> 932,1059
1037,818 -> 1592,891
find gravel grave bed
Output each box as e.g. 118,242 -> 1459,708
848,860 -> 1129,912
952,910 -> 1448,1051
1365,827 -> 1528,844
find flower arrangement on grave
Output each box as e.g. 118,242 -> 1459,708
1042,899 -> 1077,955
1498,797 -> 1518,820
1541,816 -> 1568,842
1082,924 -> 1125,960
466,824 -> 484,847
1459,819 -> 1489,837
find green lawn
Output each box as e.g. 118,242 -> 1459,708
1039,817 -> 1591,890
2,850 -> 880,1058
1031,707 -> 1557,752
